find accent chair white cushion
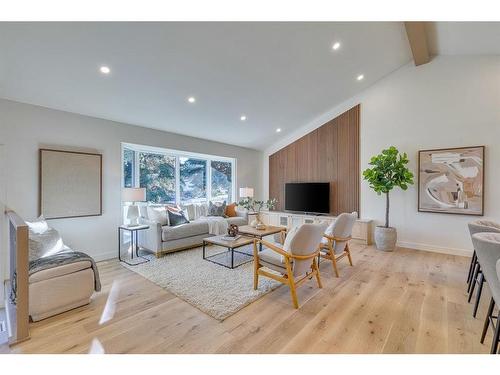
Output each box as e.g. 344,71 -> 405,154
322,212 -> 357,254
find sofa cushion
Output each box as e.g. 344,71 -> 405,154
208,201 -> 226,216
226,217 -> 247,227
225,203 -> 238,217
147,206 -> 168,226
29,260 -> 92,283
181,204 -> 196,221
162,220 -> 209,241
168,208 -> 190,227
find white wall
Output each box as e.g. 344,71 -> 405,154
0,99 -> 262,265
262,56 -> 500,256
0,144 -> 5,306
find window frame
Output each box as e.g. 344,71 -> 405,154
121,142 -> 237,205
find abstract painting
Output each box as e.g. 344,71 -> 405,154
418,146 -> 484,215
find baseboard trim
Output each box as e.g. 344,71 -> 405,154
397,241 -> 472,257
93,251 -> 117,262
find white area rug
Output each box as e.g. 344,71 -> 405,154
123,245 -> 281,321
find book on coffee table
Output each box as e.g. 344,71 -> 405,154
221,234 -> 242,241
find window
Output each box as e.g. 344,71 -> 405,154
180,157 -> 207,203
139,152 -> 176,203
122,144 -> 235,205
123,148 -> 134,188
211,160 -> 232,202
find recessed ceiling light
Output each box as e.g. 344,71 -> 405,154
332,42 -> 341,50
240,115 -> 247,121
357,74 -> 364,81
188,97 -> 196,103
99,66 -> 111,74
276,128 -> 282,133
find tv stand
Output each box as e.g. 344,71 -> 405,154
259,211 -> 372,245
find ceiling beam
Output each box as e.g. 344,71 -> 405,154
404,22 -> 430,66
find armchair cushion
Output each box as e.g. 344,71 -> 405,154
259,247 -> 292,273
29,260 -> 92,283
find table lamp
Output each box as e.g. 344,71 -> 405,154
122,188 -> 146,226
239,187 -> 254,198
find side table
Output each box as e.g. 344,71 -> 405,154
118,225 -> 150,266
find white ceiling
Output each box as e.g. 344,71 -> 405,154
2,22 -> 498,150
0,22 -> 414,150
426,22 -> 500,55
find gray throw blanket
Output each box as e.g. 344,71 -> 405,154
29,250 -> 101,291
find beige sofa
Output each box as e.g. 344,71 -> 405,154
29,260 -> 95,321
138,204 -> 248,257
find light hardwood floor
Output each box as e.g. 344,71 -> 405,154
2,243 -> 495,354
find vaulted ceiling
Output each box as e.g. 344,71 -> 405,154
0,22 -> 496,150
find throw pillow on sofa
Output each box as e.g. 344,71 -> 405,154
208,201 -> 226,217
225,203 -> 238,217
147,206 -> 169,226
167,208 -> 190,227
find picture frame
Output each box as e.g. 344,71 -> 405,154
418,146 -> 485,216
39,148 -> 103,219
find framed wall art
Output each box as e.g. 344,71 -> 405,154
39,148 -> 102,219
418,146 -> 484,216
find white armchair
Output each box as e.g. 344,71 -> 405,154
253,222 -> 328,308
320,212 -> 357,277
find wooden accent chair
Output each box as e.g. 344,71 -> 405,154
319,212 -> 357,277
253,223 -> 328,308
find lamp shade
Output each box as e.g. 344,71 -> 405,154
239,187 -> 254,198
122,187 -> 146,202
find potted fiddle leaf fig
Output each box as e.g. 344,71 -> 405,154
363,146 -> 414,251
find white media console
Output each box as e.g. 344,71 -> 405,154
259,211 -> 373,245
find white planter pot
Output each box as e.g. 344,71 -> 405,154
374,226 -> 397,252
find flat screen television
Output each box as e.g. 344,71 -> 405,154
284,182 -> 330,214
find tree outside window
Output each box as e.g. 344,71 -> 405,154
139,152 -> 176,203
211,160 -> 232,202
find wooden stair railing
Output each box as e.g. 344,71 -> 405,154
5,209 -> 30,345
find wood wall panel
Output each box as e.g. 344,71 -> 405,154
269,105 -> 359,216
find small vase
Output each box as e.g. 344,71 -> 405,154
250,212 -> 260,227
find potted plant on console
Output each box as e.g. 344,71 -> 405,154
238,197 -> 277,228
363,146 -> 414,251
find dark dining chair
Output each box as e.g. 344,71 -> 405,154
467,220 -> 500,317
471,232 -> 500,354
